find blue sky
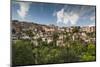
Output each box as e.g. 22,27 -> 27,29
12,2 -> 96,27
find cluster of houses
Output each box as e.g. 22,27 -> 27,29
12,20 -> 96,46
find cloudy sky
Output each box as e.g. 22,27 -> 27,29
12,1 -> 96,27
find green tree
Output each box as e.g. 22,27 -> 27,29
12,40 -> 35,66
52,32 -> 59,46
81,44 -> 96,61
72,26 -> 80,33
25,30 -> 35,38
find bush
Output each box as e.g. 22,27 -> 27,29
12,40 -> 35,66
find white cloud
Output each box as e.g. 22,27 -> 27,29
88,22 -> 95,27
17,2 -> 31,20
90,15 -> 95,21
55,8 -> 80,26
89,16 -> 95,26
88,16 -> 95,27
69,13 -> 79,25
56,8 -> 64,24
63,13 -> 69,24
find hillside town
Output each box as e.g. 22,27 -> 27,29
12,20 -> 96,47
